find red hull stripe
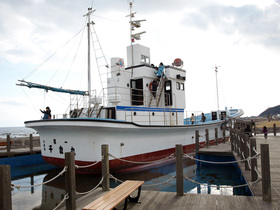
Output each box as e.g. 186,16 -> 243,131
43,138 -> 227,174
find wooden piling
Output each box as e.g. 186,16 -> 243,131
65,152 -> 76,210
244,135 -> 249,170
260,144 -> 271,201
29,134 -> 33,152
223,128 -> 226,143
176,144 -> 184,196
273,124 -> 276,136
102,144 -> 109,191
205,129 -> 209,147
0,165 -> 12,210
250,138 -> 258,182
230,129 -> 234,151
215,128 -> 218,146
7,135 -> 11,153
195,130 -> 199,152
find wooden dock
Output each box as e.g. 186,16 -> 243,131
62,134 -> 280,210
0,147 -> 41,157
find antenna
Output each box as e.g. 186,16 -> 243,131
127,2 -> 146,76
214,65 -> 220,113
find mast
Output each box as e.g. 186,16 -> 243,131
215,65 -> 220,113
83,8 -> 95,116
127,2 -> 146,77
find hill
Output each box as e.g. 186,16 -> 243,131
259,105 -> 280,117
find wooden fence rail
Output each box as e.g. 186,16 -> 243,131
230,118 -> 272,201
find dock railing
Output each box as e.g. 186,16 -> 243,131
229,118 -> 272,202
0,134 -> 39,156
0,126 -> 273,209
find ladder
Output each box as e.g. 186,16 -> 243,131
156,76 -> 167,107
90,24 -> 110,91
148,76 -> 166,107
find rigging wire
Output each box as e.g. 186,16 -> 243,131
60,24 -> 87,88
46,25 -> 86,86
23,27 -> 86,81
20,87 -> 41,114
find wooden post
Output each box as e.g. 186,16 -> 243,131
250,138 -> 258,182
261,144 -> 271,201
230,129 -> 234,151
237,132 -> 241,157
176,144 -> 184,196
223,128 -> 226,143
215,128 -> 218,146
195,130 -> 199,152
0,165 -> 12,210
205,129 -> 209,147
7,135 -> 11,153
29,134 -> 33,152
240,134 -> 245,161
273,123 -> 276,136
102,145 -> 110,191
234,131 -> 237,153
65,152 -> 76,210
244,135 -> 249,170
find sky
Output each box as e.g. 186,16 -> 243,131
1,0 -> 280,127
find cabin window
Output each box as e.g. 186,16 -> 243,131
141,55 -> 150,64
176,82 -> 180,90
181,83 -> 184,90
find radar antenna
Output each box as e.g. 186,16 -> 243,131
126,2 -> 146,76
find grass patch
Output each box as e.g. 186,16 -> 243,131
255,121 -> 280,128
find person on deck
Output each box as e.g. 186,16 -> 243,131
149,80 -> 158,98
40,107 -> 51,120
244,125 -> 252,136
191,113 -> 195,125
262,126 -> 268,139
155,62 -> 164,81
201,113 -> 206,123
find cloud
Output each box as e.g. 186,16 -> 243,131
0,99 -> 25,106
180,3 -> 280,51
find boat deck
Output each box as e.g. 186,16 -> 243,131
65,134 -> 280,209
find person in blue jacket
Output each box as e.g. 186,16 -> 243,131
156,62 -> 164,80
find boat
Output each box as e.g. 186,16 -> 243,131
17,3 -> 243,174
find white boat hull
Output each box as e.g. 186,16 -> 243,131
26,118 -> 228,174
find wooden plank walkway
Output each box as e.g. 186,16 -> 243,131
65,134 -> 280,209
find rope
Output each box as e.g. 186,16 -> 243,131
23,28 -> 85,80
254,166 -> 262,179
109,174 -> 175,187
247,159 -> 252,170
143,176 -> 176,187
53,193 -> 69,210
75,157 -> 103,169
109,174 -> 124,183
108,153 -> 175,164
183,175 -> 261,189
76,176 -> 104,195
183,153 -> 260,165
11,166 -> 67,190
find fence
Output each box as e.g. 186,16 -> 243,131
0,134 -> 39,155
0,127 -> 272,209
